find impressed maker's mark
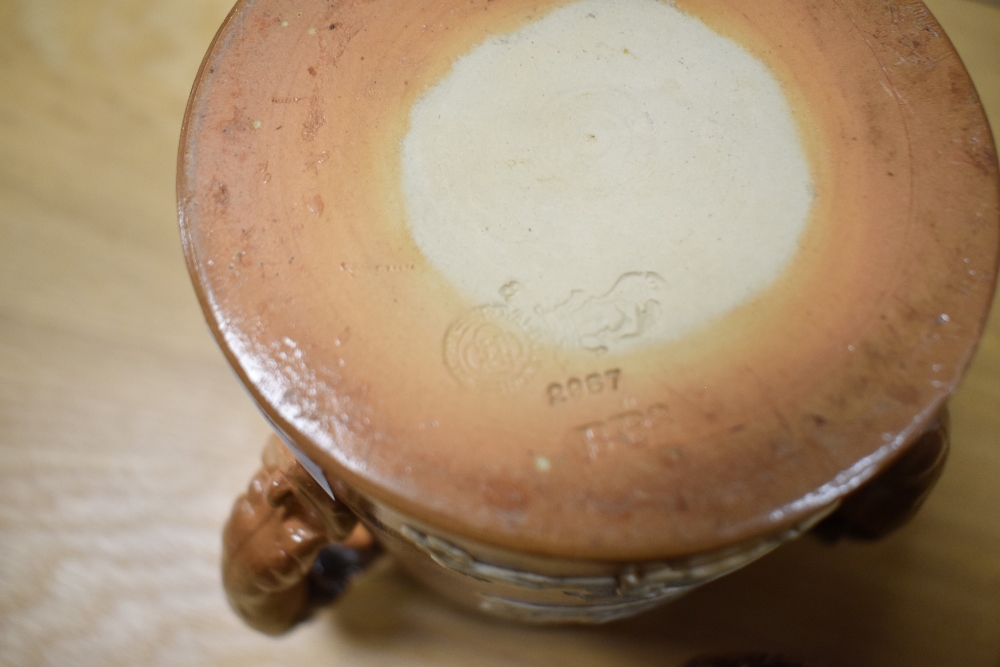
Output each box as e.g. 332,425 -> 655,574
444,305 -> 540,393
536,272 -> 666,353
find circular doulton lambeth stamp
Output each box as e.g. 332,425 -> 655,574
444,305 -> 540,392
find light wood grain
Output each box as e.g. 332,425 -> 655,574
1,1 -> 998,665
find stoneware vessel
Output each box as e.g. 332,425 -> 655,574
178,0 -> 1000,634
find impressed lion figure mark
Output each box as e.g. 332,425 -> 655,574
535,271 -> 667,353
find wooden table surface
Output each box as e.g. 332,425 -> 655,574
1,1 -> 998,665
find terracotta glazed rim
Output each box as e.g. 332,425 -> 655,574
178,0 -> 1000,561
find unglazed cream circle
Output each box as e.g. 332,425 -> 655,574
401,0 -> 813,353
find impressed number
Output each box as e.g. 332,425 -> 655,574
548,369 -> 621,405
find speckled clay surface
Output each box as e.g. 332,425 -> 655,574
179,0 -> 999,561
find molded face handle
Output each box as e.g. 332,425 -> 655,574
221,435 -> 377,635
813,409 -> 950,542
